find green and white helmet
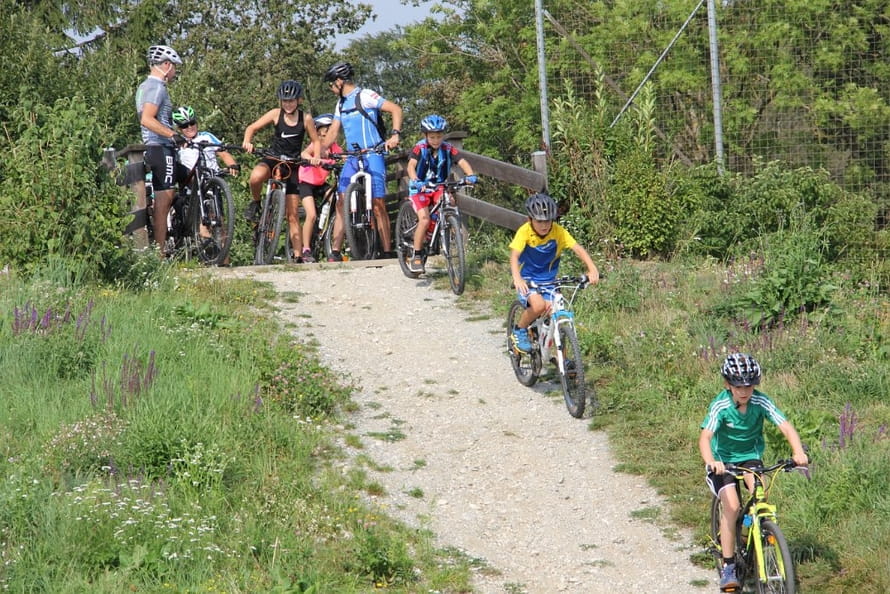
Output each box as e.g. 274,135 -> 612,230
172,106 -> 196,126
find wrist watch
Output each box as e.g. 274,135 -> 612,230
391,129 -> 401,136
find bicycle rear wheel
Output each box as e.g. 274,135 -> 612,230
196,177 -> 234,266
507,301 -> 540,386
343,182 -> 377,260
442,213 -> 467,295
756,520 -> 795,594
396,200 -> 421,278
557,322 -> 587,418
255,188 -> 285,265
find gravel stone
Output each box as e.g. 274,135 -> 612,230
225,261 -> 714,593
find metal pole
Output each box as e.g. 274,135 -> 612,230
707,0 -> 726,173
535,0 -> 551,152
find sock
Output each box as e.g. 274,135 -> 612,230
723,557 -> 734,566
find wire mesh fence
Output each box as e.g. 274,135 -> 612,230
544,0 -> 890,205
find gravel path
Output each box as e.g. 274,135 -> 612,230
225,260 -> 713,593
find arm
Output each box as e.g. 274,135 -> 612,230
699,428 -> 725,474
242,109 -> 278,152
456,157 -> 475,177
777,421 -> 809,466
217,150 -> 239,175
140,102 -> 177,141
407,157 -> 418,182
380,99 -> 403,150
304,112 -> 322,165
510,248 -> 529,296
321,119 -> 341,152
569,243 -> 600,284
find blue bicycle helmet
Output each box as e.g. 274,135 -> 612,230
420,114 -> 448,133
721,353 -> 762,387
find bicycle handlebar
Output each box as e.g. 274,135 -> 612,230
716,460 -> 811,481
416,179 -> 478,193
184,140 -> 244,152
527,275 -> 591,290
333,142 -> 389,158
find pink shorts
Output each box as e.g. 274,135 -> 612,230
409,186 -> 444,212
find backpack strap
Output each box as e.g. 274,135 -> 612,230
341,88 -> 388,143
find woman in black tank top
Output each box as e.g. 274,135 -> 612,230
241,81 -> 321,260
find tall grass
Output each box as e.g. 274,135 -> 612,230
469,249 -> 889,593
0,258 -> 474,592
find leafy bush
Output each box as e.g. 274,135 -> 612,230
0,99 -> 131,280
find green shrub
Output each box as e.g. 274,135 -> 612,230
0,99 -> 131,280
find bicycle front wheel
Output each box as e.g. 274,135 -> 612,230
197,177 -> 234,266
396,200 -> 421,278
343,182 -> 377,260
442,213 -> 467,295
255,188 -> 285,265
756,520 -> 795,594
507,301 -> 539,386
557,322 -> 587,418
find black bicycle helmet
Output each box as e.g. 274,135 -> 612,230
721,353 -> 762,387
525,193 -> 558,222
323,62 -> 354,83
277,80 -> 303,100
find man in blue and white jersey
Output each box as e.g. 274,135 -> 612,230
320,62 -> 403,260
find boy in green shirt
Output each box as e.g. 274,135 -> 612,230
698,353 -> 808,591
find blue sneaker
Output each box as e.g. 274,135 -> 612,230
719,563 -> 740,591
512,328 -> 532,353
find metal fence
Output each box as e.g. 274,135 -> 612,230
542,0 -> 890,202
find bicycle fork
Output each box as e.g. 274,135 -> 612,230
748,501 -> 784,585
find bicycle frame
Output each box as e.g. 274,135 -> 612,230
712,461 -> 808,593
528,281 -> 582,374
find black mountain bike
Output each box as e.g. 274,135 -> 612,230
395,179 -> 475,295
145,142 -> 239,265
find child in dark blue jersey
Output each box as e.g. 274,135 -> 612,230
405,114 -> 477,273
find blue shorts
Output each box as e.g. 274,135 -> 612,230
517,281 -> 558,308
338,154 -> 386,197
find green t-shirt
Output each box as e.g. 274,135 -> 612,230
700,389 -> 787,463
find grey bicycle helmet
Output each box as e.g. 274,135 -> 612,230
314,113 -> 335,128
277,80 -> 303,100
525,193 -> 558,222
420,114 -> 448,133
147,45 -> 182,65
721,353 -> 762,387
323,62 -> 354,83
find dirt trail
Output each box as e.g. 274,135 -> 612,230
225,260 -> 713,593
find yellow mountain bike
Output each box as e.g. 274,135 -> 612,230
709,460 -> 809,593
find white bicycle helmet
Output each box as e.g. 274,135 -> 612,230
147,45 -> 182,65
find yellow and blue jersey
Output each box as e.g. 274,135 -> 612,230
509,222 -> 577,283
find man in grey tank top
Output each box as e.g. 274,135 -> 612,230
135,44 -> 184,256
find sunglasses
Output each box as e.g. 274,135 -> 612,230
178,120 -> 197,128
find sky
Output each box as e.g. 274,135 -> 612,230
337,0 -> 437,47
